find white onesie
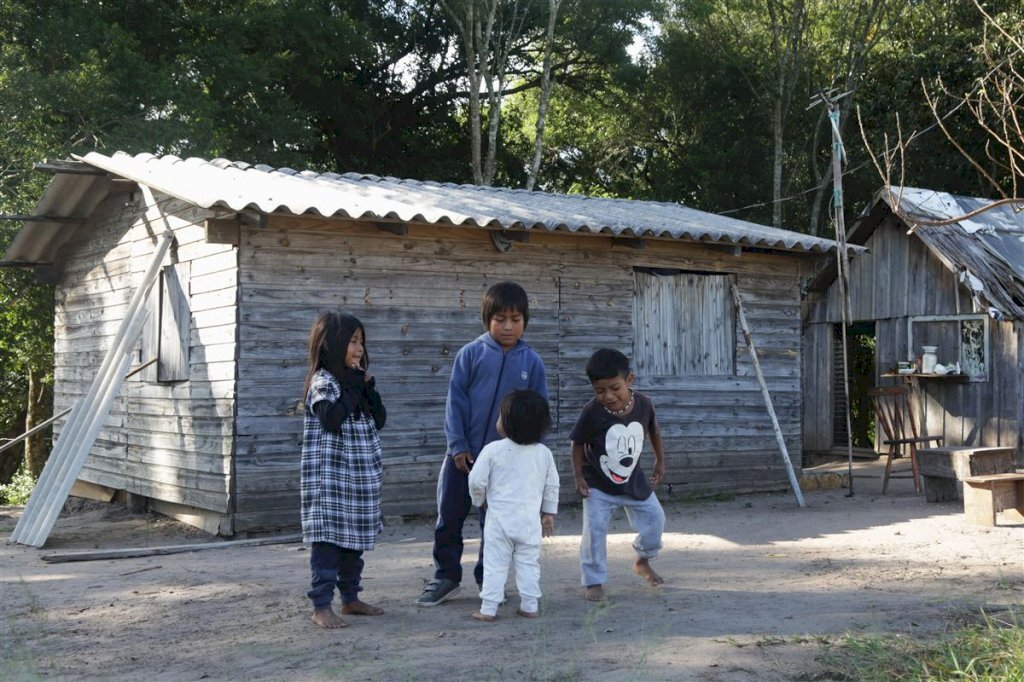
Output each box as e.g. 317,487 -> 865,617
468,438 -> 560,616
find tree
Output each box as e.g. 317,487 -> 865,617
805,0 -> 890,236
857,0 -> 1023,228
0,212 -> 54,479
0,0 -> 469,481
921,0 -> 1023,206
440,0 -> 659,187
671,0 -> 812,227
441,0 -> 535,185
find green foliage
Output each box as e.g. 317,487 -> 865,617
0,0 -> 1013,475
818,609 -> 1024,681
0,465 -> 36,505
533,0 -> 1019,234
847,328 -> 876,449
852,0 -> 1014,206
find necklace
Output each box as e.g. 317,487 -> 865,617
604,391 -> 634,416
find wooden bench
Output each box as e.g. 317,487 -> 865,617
963,473 -> 1024,526
916,446 -> 1015,502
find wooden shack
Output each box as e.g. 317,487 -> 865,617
802,187 -> 1023,465
4,151 -> 846,535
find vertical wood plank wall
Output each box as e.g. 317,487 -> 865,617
52,192 -> 237,531
235,218 -> 809,531
802,214 -> 1022,462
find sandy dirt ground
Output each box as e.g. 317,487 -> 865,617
2,459 -> 1022,681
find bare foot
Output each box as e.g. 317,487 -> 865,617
341,600 -> 384,616
584,584 -> 605,602
516,608 -> 539,618
634,558 -> 664,586
312,607 -> 349,629
471,611 -> 496,622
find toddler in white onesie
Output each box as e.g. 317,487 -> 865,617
468,389 -> 559,621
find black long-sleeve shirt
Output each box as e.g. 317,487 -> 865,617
312,371 -> 386,432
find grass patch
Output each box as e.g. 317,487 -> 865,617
816,608 -> 1024,681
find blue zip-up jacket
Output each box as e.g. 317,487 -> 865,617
444,332 -> 549,458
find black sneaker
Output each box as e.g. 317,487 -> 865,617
416,578 -> 461,606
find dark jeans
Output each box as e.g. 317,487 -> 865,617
308,542 -> 364,609
432,455 -> 486,585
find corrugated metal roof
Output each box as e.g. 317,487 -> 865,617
5,151 -> 848,263
886,187 -> 1024,320
850,187 -> 1024,320
3,171 -> 111,264
887,187 -> 1024,274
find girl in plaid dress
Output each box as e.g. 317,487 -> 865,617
301,312 -> 387,629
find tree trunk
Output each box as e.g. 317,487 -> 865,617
766,0 -> 808,228
808,0 -> 889,235
478,0 -> 518,187
483,97 -> 500,186
444,0 -> 485,184
526,0 -> 561,191
25,365 -> 49,478
808,171 -> 831,237
772,93 -> 785,227
465,3 -> 484,185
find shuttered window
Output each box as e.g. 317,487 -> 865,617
633,268 -> 735,376
142,263 -> 191,383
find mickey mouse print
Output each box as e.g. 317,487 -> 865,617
570,391 -> 661,501
601,422 -> 645,484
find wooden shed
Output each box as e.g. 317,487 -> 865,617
802,187 -> 1023,465
5,152 -> 846,536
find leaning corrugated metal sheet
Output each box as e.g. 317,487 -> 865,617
882,187 -> 1024,320
74,151 -> 840,252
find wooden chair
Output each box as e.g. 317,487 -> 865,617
868,386 -> 944,494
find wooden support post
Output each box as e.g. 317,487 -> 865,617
125,492 -> 148,514
731,283 -> 805,507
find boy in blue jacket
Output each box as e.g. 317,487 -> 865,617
416,282 -> 549,606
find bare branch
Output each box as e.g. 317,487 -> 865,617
923,77 -> 1009,199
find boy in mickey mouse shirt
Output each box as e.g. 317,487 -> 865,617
569,348 -> 666,602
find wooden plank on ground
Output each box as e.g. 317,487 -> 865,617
41,533 -> 302,563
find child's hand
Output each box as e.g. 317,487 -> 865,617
350,360 -> 372,382
650,462 -> 666,486
574,478 -> 590,498
452,451 -> 474,474
541,513 -> 555,537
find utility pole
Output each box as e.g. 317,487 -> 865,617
810,88 -> 856,496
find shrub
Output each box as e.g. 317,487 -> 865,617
0,466 -> 36,505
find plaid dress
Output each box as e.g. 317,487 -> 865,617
301,369 -> 384,550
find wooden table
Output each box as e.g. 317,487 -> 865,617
916,446 -> 1016,502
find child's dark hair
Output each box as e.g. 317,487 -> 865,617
499,389 -> 551,445
481,281 -> 530,330
304,311 -> 367,396
585,348 -> 631,382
